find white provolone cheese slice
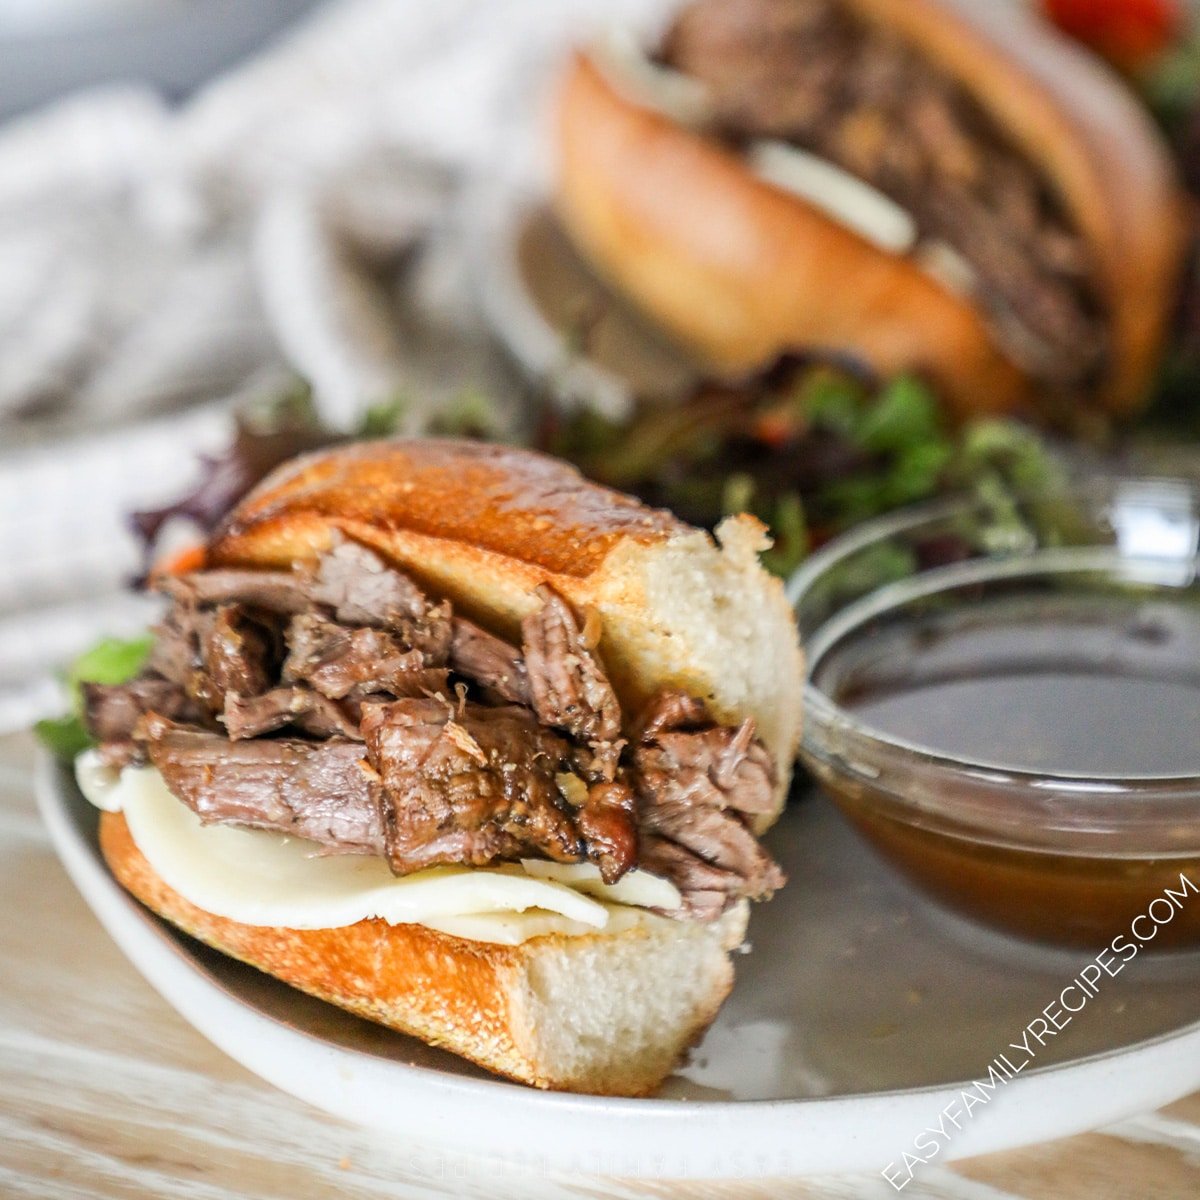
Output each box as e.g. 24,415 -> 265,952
917,240 -> 978,297
591,27 -> 713,128
90,765 -> 608,932
520,858 -> 682,912
76,748 -> 124,811
76,761 -> 679,944
747,140 -> 917,255
427,904 -> 656,947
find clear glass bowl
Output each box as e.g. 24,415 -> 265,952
788,478 -> 1200,948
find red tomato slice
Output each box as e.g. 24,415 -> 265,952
1041,0 -> 1184,72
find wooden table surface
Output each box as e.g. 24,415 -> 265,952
4,730 -> 1200,1199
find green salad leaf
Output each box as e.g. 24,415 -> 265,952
34,634 -> 153,760
536,359 -> 1072,578
33,714 -> 94,760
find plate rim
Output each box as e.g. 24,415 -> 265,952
35,750 -> 1200,1179
463,176 -> 692,421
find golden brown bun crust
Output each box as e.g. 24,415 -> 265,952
554,0 -> 1186,418
100,810 -> 740,1096
213,439 -> 684,582
209,439 -> 805,818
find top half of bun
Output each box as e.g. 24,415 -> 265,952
553,0 -> 1187,419
208,439 -> 805,821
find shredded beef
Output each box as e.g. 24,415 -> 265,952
639,719 -> 776,819
307,537 -> 434,628
662,0 -> 1107,387
449,617 -> 531,705
637,838 -> 748,922
642,800 -> 777,886
521,584 -> 624,783
630,690 -> 785,917
86,540 -> 779,919
361,698 -> 587,874
574,780 -> 639,885
144,605 -> 201,691
144,602 -> 211,705
84,678 -> 197,744
159,569 -> 311,615
222,686 -> 364,741
142,715 -> 384,853
202,605 -> 275,704
284,613 -> 441,700
82,677 -> 206,768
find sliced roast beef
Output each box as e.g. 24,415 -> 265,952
308,537 -> 432,628
88,539 -> 779,920
361,698 -> 585,874
202,605 -> 275,703
82,677 -> 206,768
573,780 -> 638,884
641,800 -> 782,894
636,723 -> 776,819
923,184 -> 1103,382
638,837 -> 748,921
449,617 -> 531,705
221,686 -> 363,741
284,613 -> 443,700
141,715 -> 384,853
636,690 -> 776,814
147,600 -> 275,721
635,690 -> 708,739
631,689 -> 784,910
145,602 -> 222,707
662,0 -> 845,140
159,569 -> 312,615
145,603 -> 201,691
521,584 -> 624,782
83,678 -> 196,744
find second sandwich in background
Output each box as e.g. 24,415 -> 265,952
554,0 -> 1187,421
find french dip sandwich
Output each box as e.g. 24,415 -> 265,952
555,0 -> 1187,418
75,440 -> 803,1096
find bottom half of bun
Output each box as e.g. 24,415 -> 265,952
99,810 -> 749,1097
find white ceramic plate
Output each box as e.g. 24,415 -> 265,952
37,753 -> 1200,1179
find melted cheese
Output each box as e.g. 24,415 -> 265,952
747,140 -> 917,255
590,33 -> 918,259
917,240 -> 978,297
76,750 -> 124,811
592,27 -> 714,128
520,857 -> 681,911
76,754 -> 681,945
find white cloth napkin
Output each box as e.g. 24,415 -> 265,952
0,0 -> 678,729
0,0 -> 676,432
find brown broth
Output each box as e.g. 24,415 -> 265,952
823,782 -> 1200,946
809,591 -> 1200,946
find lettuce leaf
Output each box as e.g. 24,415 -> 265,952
34,634 -> 153,759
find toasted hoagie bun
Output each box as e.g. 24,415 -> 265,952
90,439 -> 802,1095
